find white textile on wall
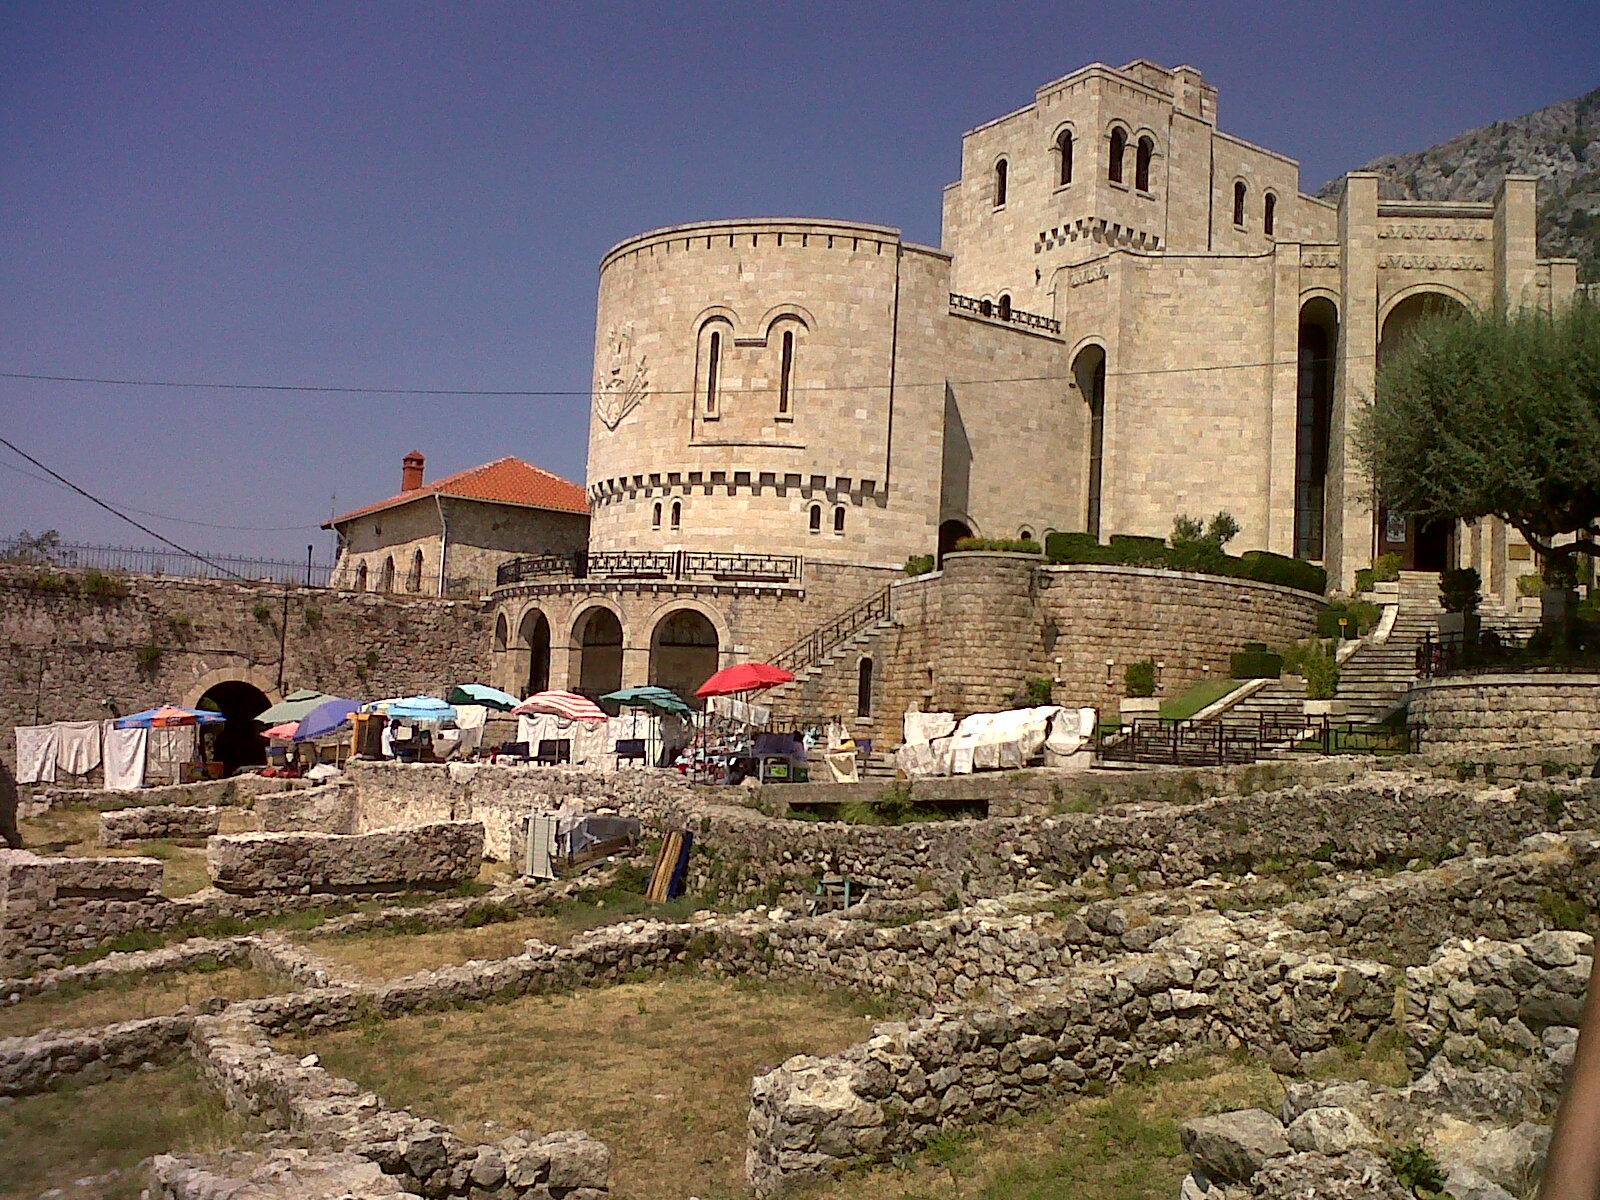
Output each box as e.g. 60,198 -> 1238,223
147,725 -> 197,783
104,728 -> 148,791
708,696 -> 770,726
54,721 -> 103,776
453,705 -> 487,754
903,711 -> 956,745
14,725 -> 59,784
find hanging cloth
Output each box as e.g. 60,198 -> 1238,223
104,727 -> 148,791
14,725 -> 59,784
54,721 -> 103,776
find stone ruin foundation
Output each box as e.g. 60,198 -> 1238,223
1,763 -> 1597,1196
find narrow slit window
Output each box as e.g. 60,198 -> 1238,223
652,501 -> 662,529
1057,130 -> 1073,186
998,294 -> 1012,321
994,158 -> 1008,206
1264,193 -> 1277,236
670,500 -> 681,530
833,505 -> 846,534
808,504 -> 821,533
1233,181 -> 1247,227
705,330 -> 721,416
1135,136 -> 1154,191
778,329 -> 794,415
1108,128 -> 1126,184
857,658 -> 873,718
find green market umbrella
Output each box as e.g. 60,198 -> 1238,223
446,683 -> 521,712
600,685 -> 692,717
255,689 -> 330,726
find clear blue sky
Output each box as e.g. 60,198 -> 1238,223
3,1 -> 1595,562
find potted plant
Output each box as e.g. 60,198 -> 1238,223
1437,567 -> 1482,639
1300,649 -> 1343,719
1120,660 -> 1159,721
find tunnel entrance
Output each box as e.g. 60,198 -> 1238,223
197,680 -> 270,774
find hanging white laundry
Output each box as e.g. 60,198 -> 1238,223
14,725 -> 59,784
104,727 -> 148,791
53,721 -> 102,776
453,704 -> 488,753
147,725 -> 197,783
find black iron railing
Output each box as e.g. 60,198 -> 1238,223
948,292 -> 1062,335
1095,714 -> 1419,767
495,549 -> 802,588
1,537 -> 334,586
1417,629 -> 1600,679
770,585 -> 894,674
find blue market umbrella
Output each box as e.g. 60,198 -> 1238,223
115,705 -> 227,729
446,683 -> 520,712
368,695 -> 457,722
293,697 -> 362,742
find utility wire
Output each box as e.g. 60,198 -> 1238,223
0,458 -> 319,532
0,353 -> 1366,398
0,435 -> 250,581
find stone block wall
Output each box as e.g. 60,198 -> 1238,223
100,805 -> 222,846
254,782 -> 357,834
1411,674 -> 1600,755
0,849 -> 168,970
206,822 -> 485,895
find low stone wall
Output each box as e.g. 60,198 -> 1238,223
254,782 -> 357,834
0,849 -> 168,970
1411,673 -> 1600,754
24,774 -> 309,818
206,822 -> 485,896
1,1013 -> 193,1097
745,913 -> 1395,1195
99,804 -> 221,846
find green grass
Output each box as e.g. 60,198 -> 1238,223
1160,679 -> 1241,721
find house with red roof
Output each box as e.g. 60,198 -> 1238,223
323,452 -> 589,596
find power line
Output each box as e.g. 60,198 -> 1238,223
0,436 -> 250,581
0,353 -> 1369,398
0,458 -> 320,532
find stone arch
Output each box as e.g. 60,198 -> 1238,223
757,303 -> 816,335
516,605 -> 553,697
1050,122 -> 1075,187
407,548 -> 424,593
647,605 -> 723,704
1232,178 -> 1248,227
185,668 -> 280,776
938,517 -> 975,563
992,156 -> 1008,206
380,556 -> 395,593
1377,283 -> 1476,331
568,603 -> 626,698
1106,123 -> 1130,184
690,304 -> 743,338
1134,132 -> 1156,192
1072,342 -> 1108,540
354,562 -> 368,591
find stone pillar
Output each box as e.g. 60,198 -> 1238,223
1327,174 -> 1380,590
1266,243 -> 1302,555
932,552 -> 1046,714
1494,176 -> 1540,315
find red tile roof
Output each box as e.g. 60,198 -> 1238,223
323,456 -> 589,528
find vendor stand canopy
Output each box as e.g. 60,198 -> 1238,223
513,690 -> 608,723
115,705 -> 227,729
366,695 -> 457,722
293,697 -> 362,742
255,689 -> 331,726
262,721 -> 300,740
600,685 -> 693,717
446,683 -> 520,712
694,662 -> 795,698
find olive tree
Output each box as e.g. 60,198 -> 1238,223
1359,301 -> 1600,575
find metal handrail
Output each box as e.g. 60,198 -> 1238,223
770,585 -> 894,674
1095,712 -> 1419,766
495,549 -> 803,589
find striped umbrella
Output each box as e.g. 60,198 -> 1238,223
512,689 -> 609,723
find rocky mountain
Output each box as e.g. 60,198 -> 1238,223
1318,86 -> 1600,283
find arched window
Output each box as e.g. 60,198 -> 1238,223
1233,180 -> 1247,227
997,294 -> 1012,321
1056,129 -> 1073,186
979,298 -> 993,317
407,548 -> 423,593
993,158 -> 1008,207
704,329 -> 722,416
1108,127 -> 1126,184
1264,192 -> 1277,236
652,501 -> 662,529
778,328 -> 795,416
856,657 -> 873,718
1135,136 -> 1154,191
833,505 -> 846,534
380,556 -> 395,593
354,562 -> 368,592
1020,527 -> 1035,543
808,504 -> 822,533
670,500 -> 681,530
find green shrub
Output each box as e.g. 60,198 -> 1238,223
302,605 -> 324,628
1354,567 -> 1375,593
1439,567 -> 1482,615
951,537 -> 1041,554
1318,598 -> 1382,639
1387,1143 -> 1446,1195
135,643 -> 163,676
25,569 -> 74,593
1371,552 -> 1402,582
1282,637 -> 1336,678
1302,650 -> 1341,700
1230,648 -> 1284,679
1044,531 -> 1102,563
1108,534 -> 1167,565
251,600 -> 274,624
904,554 -> 935,577
81,569 -> 130,599
1020,676 -> 1054,706
1238,550 -> 1327,595
1517,572 -> 1544,598
1124,660 -> 1156,698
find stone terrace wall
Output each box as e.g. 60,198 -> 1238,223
0,564 -> 490,771
26,774 -> 306,818
1411,673 -> 1600,755
100,805 -> 221,846
206,822 -> 485,895
0,849 -> 168,970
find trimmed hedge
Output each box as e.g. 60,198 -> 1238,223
1230,648 -> 1285,679
1124,660 -> 1156,698
1043,532 -> 1327,595
904,554 -> 935,577
952,537 -> 1042,555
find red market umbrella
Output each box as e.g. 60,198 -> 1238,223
512,689 -> 609,724
262,722 -> 300,740
695,662 -> 796,699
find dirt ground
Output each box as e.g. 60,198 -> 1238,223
281,975 -> 897,1200
18,805 -> 253,898
0,963 -> 284,1040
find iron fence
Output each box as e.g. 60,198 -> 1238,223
1,537 -> 333,586
1095,713 -> 1419,767
495,549 -> 802,588
1416,629 -> 1600,679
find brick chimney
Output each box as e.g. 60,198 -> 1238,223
401,451 -> 425,492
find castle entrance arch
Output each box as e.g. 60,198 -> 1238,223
1375,290 -> 1470,572
569,607 -> 624,699
1295,297 -> 1339,561
518,609 -> 551,697
1071,344 -> 1107,539
648,608 -> 720,705
937,519 -> 973,564
197,679 -> 270,774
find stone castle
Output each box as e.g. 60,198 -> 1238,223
486,59 -> 1581,730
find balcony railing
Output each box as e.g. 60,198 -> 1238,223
949,292 -> 1062,335
496,549 -> 802,588
1416,629 -> 1600,679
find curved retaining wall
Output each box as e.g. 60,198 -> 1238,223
1411,672 -> 1600,754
